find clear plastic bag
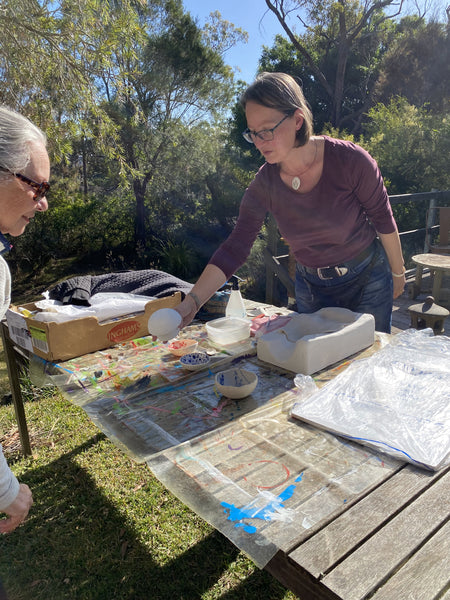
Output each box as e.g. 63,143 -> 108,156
291,329 -> 450,471
293,373 -> 319,400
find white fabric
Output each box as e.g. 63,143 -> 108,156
0,444 -> 19,510
34,292 -> 156,323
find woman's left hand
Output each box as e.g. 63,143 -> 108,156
393,274 -> 406,299
175,296 -> 198,329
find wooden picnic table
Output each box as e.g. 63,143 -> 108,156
2,305 -> 449,599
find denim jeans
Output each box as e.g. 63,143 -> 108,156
295,240 -> 393,333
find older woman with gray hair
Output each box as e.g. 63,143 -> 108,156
0,106 -> 49,589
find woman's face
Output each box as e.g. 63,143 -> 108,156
244,101 -> 302,163
0,141 -> 50,237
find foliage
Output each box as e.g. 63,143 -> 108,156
153,238 -> 200,280
363,98 -> 450,195
8,188 -> 135,276
374,16 -> 450,113
362,97 -> 450,233
262,0 -> 400,132
0,0 -> 246,252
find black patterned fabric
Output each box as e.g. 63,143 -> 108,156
48,270 -> 193,306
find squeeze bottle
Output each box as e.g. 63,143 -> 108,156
225,276 -> 246,319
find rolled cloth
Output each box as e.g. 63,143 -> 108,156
48,270 -> 193,306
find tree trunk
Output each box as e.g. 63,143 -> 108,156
134,178 -> 147,246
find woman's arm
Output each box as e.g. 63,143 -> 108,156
176,264 -> 227,328
378,230 -> 406,299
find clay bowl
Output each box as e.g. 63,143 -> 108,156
180,351 -> 211,371
215,368 -> 258,399
148,308 -> 181,341
167,339 -> 198,357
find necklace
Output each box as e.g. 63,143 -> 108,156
290,140 -> 318,190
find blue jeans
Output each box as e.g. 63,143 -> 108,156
295,240 -> 393,333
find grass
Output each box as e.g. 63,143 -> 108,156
0,348 -> 298,599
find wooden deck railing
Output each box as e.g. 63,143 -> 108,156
264,189 -> 450,305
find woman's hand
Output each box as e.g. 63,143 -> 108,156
0,484 -> 33,534
175,295 -> 198,329
392,273 -> 406,299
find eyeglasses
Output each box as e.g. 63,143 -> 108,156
0,167 -> 50,202
242,114 -> 291,144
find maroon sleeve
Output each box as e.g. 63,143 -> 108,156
208,167 -> 270,279
347,142 -> 396,234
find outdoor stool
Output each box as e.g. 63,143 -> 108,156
408,295 -> 449,335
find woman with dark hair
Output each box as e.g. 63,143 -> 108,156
0,105 -> 49,597
174,72 -> 405,333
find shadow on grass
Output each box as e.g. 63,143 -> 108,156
0,434 -> 293,600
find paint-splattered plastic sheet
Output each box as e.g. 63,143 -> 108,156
43,323 -> 400,568
44,322 -> 296,461
148,388 -> 400,568
45,322 -> 253,407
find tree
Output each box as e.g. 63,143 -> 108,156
0,0 -> 247,257
374,16 -> 450,112
363,97 -> 450,195
99,1 -> 244,246
263,0 -> 404,131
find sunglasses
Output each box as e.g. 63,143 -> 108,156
0,167 -> 50,202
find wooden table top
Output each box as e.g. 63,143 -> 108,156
412,253 -> 450,270
266,463 -> 449,600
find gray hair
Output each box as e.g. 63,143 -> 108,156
0,106 -> 47,175
240,72 -> 313,147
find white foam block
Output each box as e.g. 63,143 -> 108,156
256,307 -> 375,375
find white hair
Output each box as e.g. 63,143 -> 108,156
0,106 -> 47,175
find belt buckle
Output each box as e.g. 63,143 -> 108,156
317,266 -> 348,280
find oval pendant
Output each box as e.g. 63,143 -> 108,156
292,176 -> 301,190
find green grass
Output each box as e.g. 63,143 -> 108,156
0,353 -> 298,599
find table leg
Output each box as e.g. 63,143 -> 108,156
0,321 -> 32,456
410,265 -> 424,299
431,270 -> 443,302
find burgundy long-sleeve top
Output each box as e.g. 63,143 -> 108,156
209,136 -> 397,278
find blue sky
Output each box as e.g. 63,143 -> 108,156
182,0 -> 289,84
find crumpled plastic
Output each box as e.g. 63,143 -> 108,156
291,329 -> 450,471
33,292 -> 156,324
293,373 -> 319,400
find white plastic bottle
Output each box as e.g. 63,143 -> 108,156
225,276 -> 246,319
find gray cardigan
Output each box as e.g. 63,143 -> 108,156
0,254 -> 19,511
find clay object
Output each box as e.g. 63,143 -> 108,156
167,339 -> 198,356
180,351 -> 211,371
215,368 -> 258,399
148,308 -> 182,341
257,307 -> 375,375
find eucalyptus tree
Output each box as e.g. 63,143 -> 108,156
104,2 -> 242,245
373,15 -> 450,113
0,0 -> 246,257
262,0 -> 405,132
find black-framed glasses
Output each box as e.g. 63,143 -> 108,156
242,114 -> 291,144
0,167 -> 50,202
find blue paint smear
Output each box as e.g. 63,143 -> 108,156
221,472 -> 304,534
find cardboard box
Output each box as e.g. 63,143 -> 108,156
5,292 -> 181,362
